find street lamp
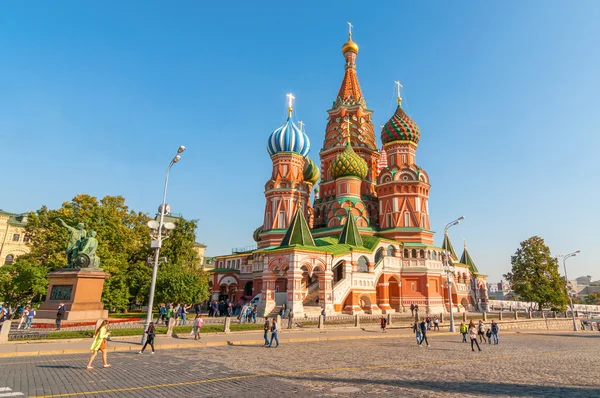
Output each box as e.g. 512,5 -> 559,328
443,216 -> 464,332
142,145 -> 185,344
559,250 -> 580,332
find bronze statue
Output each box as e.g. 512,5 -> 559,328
57,218 -> 87,265
56,220 -> 101,269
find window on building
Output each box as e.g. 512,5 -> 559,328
404,212 -> 410,227
393,198 -> 398,212
236,259 -> 241,269
12,234 -> 20,242
404,249 -> 409,258
357,256 -> 369,273
277,211 -> 286,229
23,236 -> 30,243
421,214 -> 426,227
386,214 -> 392,228
4,254 -> 14,265
415,197 -> 420,212
411,282 -> 416,292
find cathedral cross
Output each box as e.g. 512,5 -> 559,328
394,80 -> 402,104
347,22 -> 353,38
286,93 -> 295,116
298,120 -> 304,132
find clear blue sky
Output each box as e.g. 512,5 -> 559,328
1,1 -> 599,283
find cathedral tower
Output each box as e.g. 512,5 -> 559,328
313,26 -> 380,230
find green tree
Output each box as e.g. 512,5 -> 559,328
584,292 -> 600,305
504,236 -> 568,311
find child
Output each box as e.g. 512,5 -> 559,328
459,321 -> 468,343
193,314 -> 203,340
380,315 -> 387,333
486,328 -> 492,344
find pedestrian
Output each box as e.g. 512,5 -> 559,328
252,305 -> 257,323
459,321 -> 468,343
194,303 -> 201,315
180,304 -> 188,326
288,309 -> 294,329
263,318 -> 271,346
193,314 -> 203,340
269,318 -> 279,348
426,315 -> 432,330
279,304 -> 286,319
165,304 -> 173,328
227,303 -> 233,317
433,315 -> 440,331
17,306 -> 29,329
410,303 -> 415,317
139,322 -> 156,354
486,328 -> 492,344
24,306 -> 36,329
491,319 -> 499,344
380,315 -> 387,333
477,320 -> 486,343
240,304 -> 248,324
413,321 -> 422,345
468,320 -> 482,352
321,308 -> 326,319
414,304 -> 419,315
418,317 -> 429,347
86,320 -> 111,369
56,303 -> 66,331
159,303 -> 167,325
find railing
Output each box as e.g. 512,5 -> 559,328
231,245 -> 257,254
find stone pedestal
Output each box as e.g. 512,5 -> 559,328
37,268 -> 108,321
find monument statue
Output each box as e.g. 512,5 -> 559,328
56,220 -> 101,269
57,218 -> 87,265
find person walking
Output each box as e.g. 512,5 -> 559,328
86,320 -> 111,369
193,314 -> 203,340
24,306 -> 36,329
279,304 -> 286,319
380,315 -> 387,333
240,304 -> 248,324
158,304 -> 167,325
425,315 -> 432,330
468,320 -> 482,352
491,320 -> 499,344
180,304 -> 188,326
269,318 -> 279,348
486,328 -> 492,344
477,320 -> 486,344
433,315 -> 440,331
288,310 -> 294,329
139,322 -> 156,354
418,318 -> 429,347
410,303 -> 415,317
263,318 -> 271,346
251,305 -> 257,323
17,306 -> 29,329
413,320 -> 422,346
56,303 -> 66,331
226,303 -> 233,317
459,321 -> 468,343
165,304 -> 173,328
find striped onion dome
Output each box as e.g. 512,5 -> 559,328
267,116 -> 310,157
381,105 -> 420,145
330,141 -> 368,179
303,158 -> 320,184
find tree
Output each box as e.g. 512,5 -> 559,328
584,292 -> 600,305
504,236 -> 568,311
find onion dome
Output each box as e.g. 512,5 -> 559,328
342,37 -> 359,54
381,105 -> 420,145
267,115 -> 310,157
330,141 -> 368,179
303,158 -> 320,184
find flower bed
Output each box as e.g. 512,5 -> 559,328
32,317 -> 141,329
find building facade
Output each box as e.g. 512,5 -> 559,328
0,210 -> 30,266
212,32 -> 487,316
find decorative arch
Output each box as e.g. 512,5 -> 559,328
268,257 -> 290,272
357,256 -> 369,273
404,249 -> 409,258
386,245 -> 395,257
4,254 -> 15,265
243,281 -> 253,296
375,247 -> 385,263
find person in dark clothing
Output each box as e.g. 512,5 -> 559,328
380,315 -> 387,333
56,303 -> 66,331
139,322 -> 156,354
410,303 -> 415,316
263,318 -> 271,346
419,318 -> 429,347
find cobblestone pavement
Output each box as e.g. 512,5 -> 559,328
0,331 -> 598,397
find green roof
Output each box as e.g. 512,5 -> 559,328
442,232 -> 458,259
460,245 -> 479,274
0,211 -> 28,227
338,210 -> 363,247
280,208 -> 315,247
211,268 -> 240,274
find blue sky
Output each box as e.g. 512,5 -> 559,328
1,1 -> 598,283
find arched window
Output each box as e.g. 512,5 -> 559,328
236,259 -> 241,269
432,252 -> 437,260
375,248 -> 385,263
404,249 -> 409,258
411,249 -> 417,259
4,254 -> 14,265
332,261 -> 344,283
419,249 -> 425,258
427,250 -> 431,259
357,256 -> 369,273
386,245 -> 394,257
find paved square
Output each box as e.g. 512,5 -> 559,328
0,331 -> 598,397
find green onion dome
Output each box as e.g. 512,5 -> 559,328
303,158 -> 320,185
330,141 -> 368,179
381,105 -> 420,145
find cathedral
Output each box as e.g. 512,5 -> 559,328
211,30 -> 488,317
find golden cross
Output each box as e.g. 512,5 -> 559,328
286,93 -> 295,116
347,22 -> 353,38
394,81 -> 402,104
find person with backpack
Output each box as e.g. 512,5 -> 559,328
269,318 -> 279,348
491,319 -> 500,344
418,317 -> 429,347
251,305 -> 257,323
139,322 -> 156,354
468,320 -> 482,352
56,303 -> 66,331
24,306 -> 36,329
263,318 -> 271,346
459,321 -> 468,342
477,320 -> 486,343
425,315 -> 432,330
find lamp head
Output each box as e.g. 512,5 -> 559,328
177,145 -> 186,154
163,222 -> 176,231
172,155 -> 181,163
458,216 -> 465,221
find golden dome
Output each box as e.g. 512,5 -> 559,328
342,38 -> 359,54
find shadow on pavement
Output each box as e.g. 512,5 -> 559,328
523,333 -> 600,339
281,375 -> 600,396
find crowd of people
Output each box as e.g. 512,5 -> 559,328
411,315 -> 501,351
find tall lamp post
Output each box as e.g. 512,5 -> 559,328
142,146 -> 185,343
442,216 -> 464,333
560,250 -> 580,332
